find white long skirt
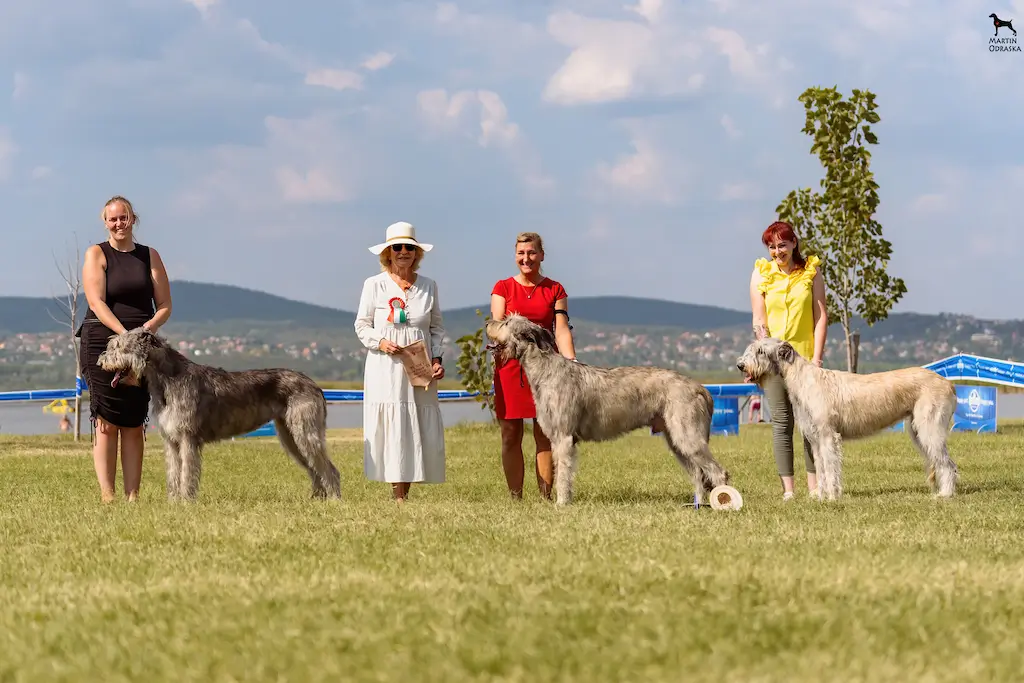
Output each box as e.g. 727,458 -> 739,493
362,325 -> 446,484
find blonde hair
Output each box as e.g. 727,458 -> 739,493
379,245 -> 424,273
516,231 -> 544,253
101,195 -> 139,228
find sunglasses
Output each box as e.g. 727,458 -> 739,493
391,244 -> 418,252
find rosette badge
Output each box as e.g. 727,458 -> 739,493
387,298 -> 408,324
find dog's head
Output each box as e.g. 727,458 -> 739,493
97,327 -> 167,388
484,313 -> 558,362
735,337 -> 798,384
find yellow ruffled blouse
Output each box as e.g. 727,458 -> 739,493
754,254 -> 821,361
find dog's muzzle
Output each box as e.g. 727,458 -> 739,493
736,362 -> 752,383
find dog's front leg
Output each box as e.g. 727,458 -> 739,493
163,438 -> 182,501
551,436 -> 577,506
177,440 -> 203,501
815,431 -> 843,501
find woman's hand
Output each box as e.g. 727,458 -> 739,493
431,359 -> 445,379
378,339 -> 400,354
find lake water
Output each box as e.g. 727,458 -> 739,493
0,399 -> 496,436
5,392 -> 1024,437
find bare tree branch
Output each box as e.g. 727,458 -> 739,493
47,231 -> 85,441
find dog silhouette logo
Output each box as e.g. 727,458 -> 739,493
968,389 -> 982,414
989,13 -> 1017,36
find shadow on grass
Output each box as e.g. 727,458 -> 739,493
844,479 -> 1024,497
576,487 -> 702,506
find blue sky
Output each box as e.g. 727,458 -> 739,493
1,0 -> 1022,320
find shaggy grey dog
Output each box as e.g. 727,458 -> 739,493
736,337 -> 959,501
485,313 -> 733,506
97,327 -> 342,501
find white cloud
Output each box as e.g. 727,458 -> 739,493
30,165 -> 51,180
542,10 -> 694,105
909,193 -> 952,216
361,51 -> 395,71
0,127 -> 16,181
591,124 -> 690,205
416,88 -> 521,148
172,112 -> 360,213
717,181 -> 762,202
703,28 -> 759,80
185,0 -> 218,18
720,114 -> 741,139
305,68 -> 363,91
415,87 -> 553,192
12,71 -> 28,100
475,90 -> 520,148
626,0 -> 664,23
539,2 -> 796,108
276,166 -> 351,203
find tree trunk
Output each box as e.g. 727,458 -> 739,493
73,388 -> 82,442
841,313 -> 854,373
850,332 -> 861,374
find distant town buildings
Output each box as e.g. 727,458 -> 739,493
2,312 -> 1020,390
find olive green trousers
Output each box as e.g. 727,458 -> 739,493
760,374 -> 816,477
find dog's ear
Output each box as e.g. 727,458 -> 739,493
777,341 -> 795,363
537,326 -> 557,351
525,325 -> 557,351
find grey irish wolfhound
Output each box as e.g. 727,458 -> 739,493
97,327 -> 342,501
484,313 -> 733,507
736,337 -> 959,501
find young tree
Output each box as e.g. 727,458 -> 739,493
455,309 -> 496,421
48,233 -> 85,441
776,86 -> 907,373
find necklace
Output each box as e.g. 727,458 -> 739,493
517,276 -> 540,299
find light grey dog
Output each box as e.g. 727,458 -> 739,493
484,313 -> 733,506
736,337 -> 959,501
98,327 -> 342,501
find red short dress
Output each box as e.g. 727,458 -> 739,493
491,276 -> 567,420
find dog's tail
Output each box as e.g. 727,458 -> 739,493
700,386 -> 714,441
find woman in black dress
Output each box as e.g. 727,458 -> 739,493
78,196 -> 173,503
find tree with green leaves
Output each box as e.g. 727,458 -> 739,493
776,86 -> 907,374
455,309 -> 496,420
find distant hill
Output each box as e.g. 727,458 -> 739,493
0,279 -> 1014,342
0,281 -> 350,334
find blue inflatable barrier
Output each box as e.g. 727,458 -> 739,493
711,397 -> 739,436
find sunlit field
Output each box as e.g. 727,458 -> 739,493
2,419 -> 1023,682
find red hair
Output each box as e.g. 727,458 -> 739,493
761,221 -> 806,269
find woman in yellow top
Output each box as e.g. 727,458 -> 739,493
749,221 -> 828,501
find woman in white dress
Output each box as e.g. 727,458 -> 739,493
355,221 -> 447,502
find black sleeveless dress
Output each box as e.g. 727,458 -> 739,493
77,241 -> 156,429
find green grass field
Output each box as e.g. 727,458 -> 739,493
2,419 -> 1024,682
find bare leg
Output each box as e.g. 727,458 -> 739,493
532,420 -> 554,500
93,417 -> 118,503
499,418 -> 525,498
120,425 -> 145,502
391,482 -> 411,502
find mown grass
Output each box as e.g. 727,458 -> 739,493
2,420 -> 1024,682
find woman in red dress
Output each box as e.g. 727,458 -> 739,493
490,232 -> 578,499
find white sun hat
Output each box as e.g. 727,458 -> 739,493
368,221 -> 434,254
